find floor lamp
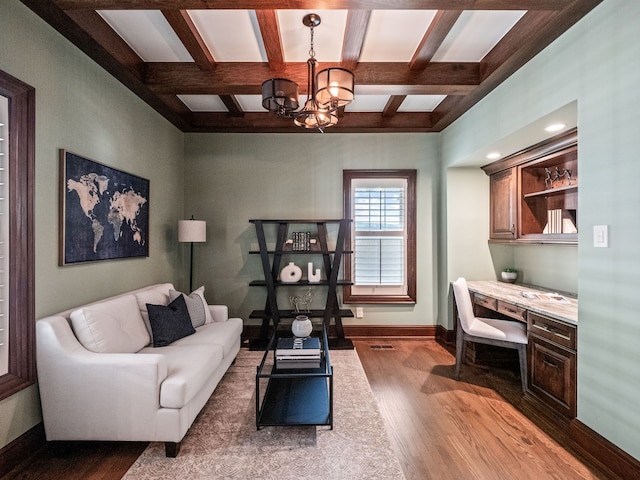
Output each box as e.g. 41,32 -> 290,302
178,216 -> 207,292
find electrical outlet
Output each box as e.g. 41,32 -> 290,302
356,307 -> 364,318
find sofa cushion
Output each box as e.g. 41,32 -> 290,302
69,294 -> 150,353
169,286 -> 211,327
139,343 -> 224,409
134,283 -> 174,337
147,295 -> 195,347
171,317 -> 243,358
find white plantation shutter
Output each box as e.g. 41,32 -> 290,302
351,178 -> 408,295
0,97 -> 7,376
354,186 -> 405,285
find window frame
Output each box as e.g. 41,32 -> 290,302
343,169 -> 417,304
0,69 -> 36,401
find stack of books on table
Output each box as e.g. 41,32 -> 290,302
276,336 -> 322,369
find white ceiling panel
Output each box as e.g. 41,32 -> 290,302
278,10 -> 348,62
432,11 -> 526,62
236,95 -> 265,112
345,95 -> 390,112
98,10 -> 192,62
178,95 -> 227,112
359,10 -> 438,62
398,95 -> 446,112
188,10 -> 266,62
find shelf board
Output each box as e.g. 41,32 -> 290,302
250,309 -> 354,319
249,280 -> 353,287
523,184 -> 577,199
249,219 -> 351,224
257,376 -> 331,427
249,250 -> 352,255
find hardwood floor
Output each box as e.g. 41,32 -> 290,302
2,340 -> 613,480
354,339 -> 611,480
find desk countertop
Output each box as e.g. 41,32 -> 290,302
466,280 -> 578,325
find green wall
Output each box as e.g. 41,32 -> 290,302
2,0 -> 638,465
183,133 -> 441,327
0,0 -> 185,449
442,0 -> 640,459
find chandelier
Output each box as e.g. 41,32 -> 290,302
261,13 -> 355,132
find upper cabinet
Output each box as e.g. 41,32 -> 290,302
482,128 -> 578,245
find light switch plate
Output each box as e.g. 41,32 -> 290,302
593,225 -> 608,248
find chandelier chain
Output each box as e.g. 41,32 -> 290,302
309,25 -> 315,59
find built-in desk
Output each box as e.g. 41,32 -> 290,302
462,280 -> 578,418
466,280 -> 577,325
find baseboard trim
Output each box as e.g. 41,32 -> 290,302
569,419 -> 640,480
0,422 -> 45,477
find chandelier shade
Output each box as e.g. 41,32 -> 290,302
261,78 -> 299,115
315,68 -> 355,108
260,13 -> 354,132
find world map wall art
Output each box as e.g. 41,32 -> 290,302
59,150 -> 149,265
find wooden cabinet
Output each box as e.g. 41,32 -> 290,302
528,312 -> 577,417
489,167 -> 517,240
482,128 -> 578,245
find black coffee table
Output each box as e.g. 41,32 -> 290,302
255,322 -> 333,430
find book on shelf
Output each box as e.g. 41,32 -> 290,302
276,336 -> 321,356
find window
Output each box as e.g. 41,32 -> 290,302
0,69 -> 36,401
0,96 -> 7,376
343,170 -> 416,304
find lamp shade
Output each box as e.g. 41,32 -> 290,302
262,78 -> 299,114
178,219 -> 206,243
315,67 -> 355,108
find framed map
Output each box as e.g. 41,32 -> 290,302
59,150 -> 149,265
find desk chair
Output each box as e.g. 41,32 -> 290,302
452,277 -> 528,392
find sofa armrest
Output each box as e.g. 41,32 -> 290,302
36,316 -> 169,441
208,304 -> 229,322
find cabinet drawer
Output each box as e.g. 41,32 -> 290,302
528,312 -> 576,350
529,337 -> 576,417
473,293 -> 497,310
497,301 -> 526,322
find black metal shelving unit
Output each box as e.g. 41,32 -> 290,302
248,219 -> 353,349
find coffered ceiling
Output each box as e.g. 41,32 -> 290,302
21,0 -> 601,133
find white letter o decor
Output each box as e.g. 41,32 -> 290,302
280,262 -> 302,283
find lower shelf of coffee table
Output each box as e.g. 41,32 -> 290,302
257,373 -> 332,429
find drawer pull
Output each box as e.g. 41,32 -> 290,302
532,324 -> 571,341
543,359 -> 559,369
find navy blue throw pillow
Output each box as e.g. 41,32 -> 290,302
147,294 -> 195,347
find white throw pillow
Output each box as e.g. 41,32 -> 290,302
169,286 -> 213,326
70,294 -> 150,353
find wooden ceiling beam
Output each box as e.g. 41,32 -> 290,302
66,9 -> 144,78
342,10 -> 371,71
410,10 -> 462,71
382,95 -> 406,117
162,10 -> 216,71
55,0 -> 574,11
144,62 -> 480,95
431,0 -> 604,131
187,111 -> 435,133
255,10 -> 285,71
219,95 -> 245,117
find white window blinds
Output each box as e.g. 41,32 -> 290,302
353,180 -> 406,288
0,96 -> 8,376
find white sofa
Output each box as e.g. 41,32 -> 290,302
36,283 -> 243,457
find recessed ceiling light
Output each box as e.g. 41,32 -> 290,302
545,123 -> 566,132
486,152 -> 501,160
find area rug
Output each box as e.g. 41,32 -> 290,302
122,349 -> 405,480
